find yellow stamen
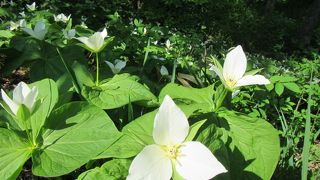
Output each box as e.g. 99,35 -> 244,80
225,78 -> 237,88
162,144 -> 182,160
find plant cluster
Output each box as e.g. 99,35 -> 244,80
0,1 -> 319,179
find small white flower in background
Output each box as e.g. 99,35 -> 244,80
9,21 -> 19,31
143,27 -> 147,35
76,28 -> 109,53
105,60 -> 126,74
9,19 -> 26,31
1,82 -> 38,115
63,29 -> 76,39
165,39 -> 171,50
160,65 -> 169,76
19,11 -> 26,17
80,22 -> 88,28
22,20 -> 47,40
210,45 -> 270,91
53,13 -> 71,23
127,95 -> 227,180
26,2 -> 36,11
19,19 -> 27,28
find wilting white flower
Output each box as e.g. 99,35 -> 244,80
127,95 -> 227,180
210,45 -> 270,91
53,13 -> 71,23
1,82 -> 38,115
63,29 -> 76,39
105,60 -> 126,74
160,65 -> 169,76
22,21 -> 47,40
76,28 -> 109,53
26,2 -> 36,11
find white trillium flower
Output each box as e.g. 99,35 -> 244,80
1,82 -> 38,115
22,21 -> 47,40
26,2 -> 36,11
127,95 -> 227,180
54,13 -> 71,23
210,45 -> 270,90
9,21 -> 19,31
105,59 -> 126,74
10,19 -> 26,31
76,28 -> 109,53
19,11 -> 26,17
63,29 -> 76,39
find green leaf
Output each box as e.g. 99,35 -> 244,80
275,83 -> 284,96
30,44 -> 86,82
159,83 -> 214,112
215,109 -> 280,179
244,68 -> 263,76
270,75 -> 297,83
77,159 -> 131,180
0,30 -> 14,38
82,73 -> 157,109
98,102 -> 208,159
0,128 -> 32,179
29,79 -> 58,142
32,102 -> 121,177
283,82 -> 301,93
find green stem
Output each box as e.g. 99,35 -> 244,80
213,85 -> 229,111
95,53 -> 100,86
171,60 -> 177,83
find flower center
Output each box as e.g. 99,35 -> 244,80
225,78 -> 237,88
162,145 -> 181,160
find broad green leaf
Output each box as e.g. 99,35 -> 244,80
29,79 -> 58,142
72,61 -> 95,88
275,83 -> 284,96
30,45 -> 86,82
0,128 -> 32,179
283,82 -> 301,93
159,83 -> 214,112
77,159 -> 131,180
98,102 -> 209,159
0,30 -> 14,38
32,102 -> 121,177
214,109 -> 280,179
82,73 -> 157,109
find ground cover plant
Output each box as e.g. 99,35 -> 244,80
0,0 -> 319,179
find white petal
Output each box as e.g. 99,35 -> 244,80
88,32 -> 104,52
235,74 -> 270,87
209,65 -> 223,80
114,60 -> 126,71
105,61 -> 116,74
223,45 -> 247,82
176,141 -> 227,180
153,95 -> 189,146
34,21 -> 45,32
127,144 -> 172,180
1,89 -> 18,115
77,37 -> 95,50
23,28 -> 35,37
12,83 -> 24,104
100,28 -> 108,39
23,86 -> 38,111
